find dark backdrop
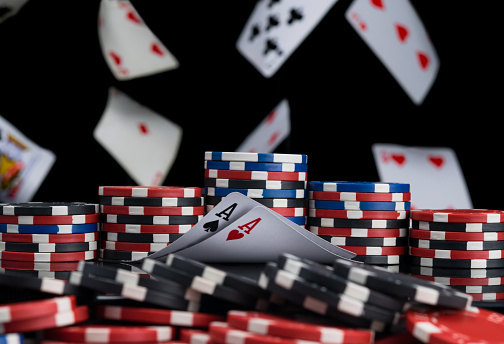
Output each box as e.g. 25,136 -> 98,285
0,1 -> 501,209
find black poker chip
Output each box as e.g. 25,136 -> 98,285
0,241 -> 98,253
101,232 -> 184,243
408,265 -> 504,278
100,214 -> 202,225
99,248 -> 153,261
0,202 -> 99,216
99,196 -> 204,207
204,195 -> 306,208
411,220 -> 504,232
203,178 -> 306,190
451,284 -> 504,294
307,217 -> 410,229
319,235 -> 408,247
0,268 -> 72,280
408,237 -> 504,250
409,256 -> 504,269
350,254 -> 408,265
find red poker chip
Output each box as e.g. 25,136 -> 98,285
338,245 -> 407,256
95,305 -> 225,327
467,292 -> 504,302
405,306 -> 504,344
409,246 -> 504,260
226,310 -> 375,344
0,213 -> 99,225
100,205 -> 205,216
101,240 -> 171,252
309,226 -> 407,238
205,169 -> 307,181
409,274 -> 504,286
0,232 -> 99,244
0,295 -> 76,323
98,186 -> 203,198
0,250 -> 97,262
409,229 -> 504,242
179,328 -> 211,344
44,324 -> 175,343
309,209 -> 409,220
411,209 -> 504,223
0,305 -> 89,334
40,341 -> 185,344
0,259 -> 81,271
269,207 -> 306,217
309,191 -> 411,202
100,223 -> 193,234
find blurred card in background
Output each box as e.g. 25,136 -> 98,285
93,87 -> 182,186
0,0 -> 30,24
0,115 -> 55,202
372,143 -> 472,209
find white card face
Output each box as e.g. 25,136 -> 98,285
97,0 -> 179,80
236,99 -> 290,153
236,0 -> 338,78
345,0 -> 439,105
0,0 -> 29,24
0,115 -> 55,202
174,206 -> 355,263
372,143 -> 473,209
93,87 -> 182,186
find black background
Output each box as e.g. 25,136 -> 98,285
0,1 -> 501,209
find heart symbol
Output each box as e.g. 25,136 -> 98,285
428,156 -> 444,168
126,11 -> 141,24
109,51 -> 122,66
138,122 -> 149,135
203,220 -> 219,233
226,229 -> 244,241
395,23 -> 409,43
391,154 -> 406,166
416,51 -> 430,70
151,43 -> 165,56
370,0 -> 385,10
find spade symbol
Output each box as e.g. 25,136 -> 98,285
203,220 -> 219,232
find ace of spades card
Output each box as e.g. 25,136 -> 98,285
236,0 -> 339,78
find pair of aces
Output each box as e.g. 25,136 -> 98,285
133,192 -> 356,264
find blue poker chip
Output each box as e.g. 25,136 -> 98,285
0,223 -> 99,234
204,151 -> 308,164
0,333 -> 24,344
204,160 -> 308,172
309,199 -> 411,211
204,187 -> 306,199
308,181 -> 410,193
284,216 -> 306,225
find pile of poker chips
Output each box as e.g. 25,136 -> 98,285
306,181 -> 411,268
408,208 -> 504,305
0,202 -> 100,279
98,186 -> 204,262
203,152 -> 308,227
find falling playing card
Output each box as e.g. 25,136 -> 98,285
236,0 -> 339,77
97,0 -> 179,80
0,0 -> 29,24
372,143 -> 472,209
345,0 -> 439,105
93,87 -> 182,186
0,115 -> 55,202
236,99 -> 290,153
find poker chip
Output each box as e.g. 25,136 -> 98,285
0,268 -> 72,280
410,274 -> 504,286
101,240 -> 170,252
308,210 -> 409,220
100,204 -> 205,216
409,228 -> 504,241
101,223 -> 193,234
0,214 -> 100,225
307,182 -> 410,193
409,246 -> 504,259
179,328 -> 210,344
99,249 -> 152,261
266,207 -> 306,217
409,256 -> 504,269
205,169 -> 307,181
451,284 -> 504,294
319,235 -> 408,247
0,333 -> 24,344
405,306 -> 504,344
102,232 -> 183,243
410,209 -> 504,223
331,258 -> 472,309
408,265 -> 504,278
283,216 -> 306,226
204,160 -> 308,172
100,214 -> 203,225
0,250 -> 96,262
204,151 -> 308,164
0,202 -> 99,216
99,195 -> 204,207
0,260 -> 81,271
0,223 -> 99,234
336,246 -> 407,256
467,292 -> 504,302
309,227 -> 408,237
225,310 -> 375,344
0,232 -> 99,243
0,295 -> 76,323
43,324 -> 175,343
411,220 -> 504,232
408,237 -> 504,250
204,178 -> 306,190
0,241 -> 98,253
204,196 -> 306,208
98,186 -> 203,198
95,305 -> 225,327
308,191 -> 411,202
0,305 -> 89,334
351,255 -> 407,265
204,187 -> 306,199
307,218 -> 410,229
309,200 -> 411,211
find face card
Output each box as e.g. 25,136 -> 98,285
372,143 -> 473,209
345,0 -> 439,105
97,0 -> 179,80
236,99 -> 290,153
145,192 -> 262,261
93,87 -> 182,187
236,0 -> 339,77
175,206 -> 355,263
0,0 -> 29,24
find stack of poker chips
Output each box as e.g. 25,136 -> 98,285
306,181 -> 411,268
408,208 -> 504,305
203,151 -> 308,227
98,186 -> 204,262
0,202 -> 99,279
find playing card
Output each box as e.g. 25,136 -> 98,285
93,87 -> 182,187
174,206 -> 356,263
372,143 -> 472,209
97,0 -> 179,80
345,0 -> 439,104
236,99 -> 290,153
236,0 -> 338,77
0,115 -> 55,202
145,192 -> 262,261
0,0 -> 29,24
